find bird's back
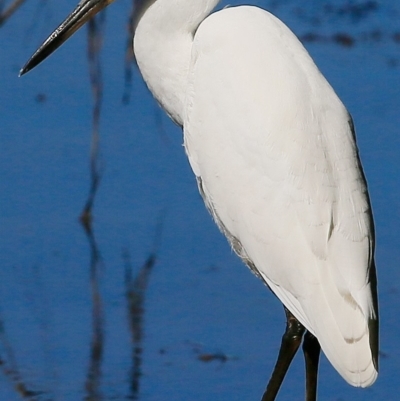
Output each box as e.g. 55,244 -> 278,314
184,5 -> 378,387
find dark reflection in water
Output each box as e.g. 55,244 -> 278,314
81,13 -> 106,227
83,16 -> 106,400
82,219 -> 105,401
80,212 -> 164,401
122,0 -> 137,105
81,11 -> 162,401
0,317 -> 45,400
123,213 -> 164,400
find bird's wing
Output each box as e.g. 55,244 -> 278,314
184,5 -> 378,386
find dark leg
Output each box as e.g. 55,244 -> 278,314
261,307 -> 305,401
302,331 -> 320,401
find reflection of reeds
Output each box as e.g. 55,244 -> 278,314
82,213 -> 105,401
80,13 -> 106,230
0,316 -> 45,400
123,250 -> 154,399
123,213 -> 164,399
0,0 -> 26,26
81,18 -> 107,398
122,0 -> 136,105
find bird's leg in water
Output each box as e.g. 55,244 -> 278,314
261,307 -> 305,401
303,330 -> 320,401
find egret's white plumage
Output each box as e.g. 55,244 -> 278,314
134,0 -> 378,387
20,0 -> 379,396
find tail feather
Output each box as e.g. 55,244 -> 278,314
303,262 -> 378,387
261,267 -> 378,387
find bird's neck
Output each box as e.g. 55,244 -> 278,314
133,0 -> 220,125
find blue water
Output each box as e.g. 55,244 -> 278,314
1,1 -> 399,400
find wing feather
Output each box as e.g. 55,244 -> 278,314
184,5 -> 378,386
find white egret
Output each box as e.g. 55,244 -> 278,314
20,0 -> 379,400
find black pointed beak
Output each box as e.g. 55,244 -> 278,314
20,0 -> 114,76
